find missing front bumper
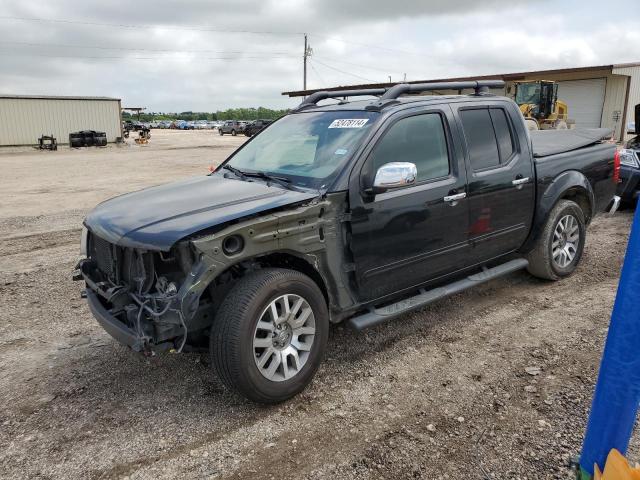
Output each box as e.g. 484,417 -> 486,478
85,289 -> 145,352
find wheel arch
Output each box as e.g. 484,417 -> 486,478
205,251 -> 331,316
521,170 -> 594,253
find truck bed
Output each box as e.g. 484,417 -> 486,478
530,128 -> 613,157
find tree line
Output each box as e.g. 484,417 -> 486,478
122,107 -> 289,122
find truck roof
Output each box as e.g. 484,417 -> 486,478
299,94 -> 505,113
291,80 -> 507,114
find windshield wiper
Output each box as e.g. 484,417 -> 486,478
222,164 -> 246,179
243,171 -> 296,190
223,164 -> 294,190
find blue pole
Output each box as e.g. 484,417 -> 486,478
579,205 -> 640,478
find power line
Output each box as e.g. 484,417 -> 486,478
314,55 -> 403,75
0,15 -> 428,58
309,61 -> 326,86
0,51 -> 297,61
0,40 -> 295,55
309,33 -> 426,57
310,59 -> 376,83
0,15 -> 303,36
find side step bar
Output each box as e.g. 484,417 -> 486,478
347,258 -> 529,331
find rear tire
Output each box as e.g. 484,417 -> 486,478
231,129 -> 237,136
210,268 -> 329,403
526,199 -> 586,280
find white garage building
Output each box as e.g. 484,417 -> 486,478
283,62 -> 640,142
0,95 -> 122,146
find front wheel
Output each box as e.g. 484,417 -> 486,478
526,199 -> 586,280
210,268 -> 329,403
231,129 -> 237,136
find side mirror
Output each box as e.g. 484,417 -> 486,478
628,122 -> 637,135
370,162 -> 417,194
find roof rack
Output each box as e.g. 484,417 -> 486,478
366,80 -> 505,111
292,88 -> 387,112
291,80 -> 506,113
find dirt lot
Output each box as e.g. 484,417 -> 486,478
0,129 -> 638,479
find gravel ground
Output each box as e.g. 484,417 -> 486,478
0,129 -> 638,479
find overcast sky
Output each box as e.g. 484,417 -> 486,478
0,0 -> 638,112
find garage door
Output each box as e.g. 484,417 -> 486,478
556,78 -> 606,128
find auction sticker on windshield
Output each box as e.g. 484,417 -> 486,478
328,119 -> 369,128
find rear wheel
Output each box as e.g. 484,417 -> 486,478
219,129 -> 224,136
526,199 -> 586,280
210,268 -> 329,403
231,129 -> 237,136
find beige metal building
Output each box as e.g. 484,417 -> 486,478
0,95 -> 122,146
283,62 -> 640,142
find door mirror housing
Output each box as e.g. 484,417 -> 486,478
370,162 -> 417,194
628,122 -> 637,135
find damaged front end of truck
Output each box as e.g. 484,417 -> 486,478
73,192 -> 353,355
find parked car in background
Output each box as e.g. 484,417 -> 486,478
617,104 -> 640,205
122,120 -> 145,132
244,119 -> 273,137
149,121 -> 160,128
173,120 -> 195,130
195,121 -> 210,129
218,120 -> 245,136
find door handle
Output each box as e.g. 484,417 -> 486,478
443,192 -> 466,204
512,177 -> 530,186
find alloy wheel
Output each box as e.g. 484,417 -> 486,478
552,214 -> 580,268
253,294 -> 315,382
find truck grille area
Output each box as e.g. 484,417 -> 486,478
89,234 -> 117,278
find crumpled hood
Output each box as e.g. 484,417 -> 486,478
84,175 -> 318,250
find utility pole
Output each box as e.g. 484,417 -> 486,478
303,34 -> 309,91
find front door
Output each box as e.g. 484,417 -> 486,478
348,107 -> 470,302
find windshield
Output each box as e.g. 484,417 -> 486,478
224,111 -> 378,189
515,83 -> 541,105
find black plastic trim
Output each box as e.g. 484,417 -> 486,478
86,289 -> 144,351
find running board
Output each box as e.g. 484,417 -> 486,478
347,258 -> 529,331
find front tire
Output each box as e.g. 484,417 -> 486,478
231,129 -> 237,136
210,268 -> 329,403
526,199 -> 586,280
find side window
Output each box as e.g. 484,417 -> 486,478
489,108 -> 515,161
460,108 -> 500,170
369,113 -> 450,183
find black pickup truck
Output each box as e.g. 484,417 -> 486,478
75,80 -> 618,403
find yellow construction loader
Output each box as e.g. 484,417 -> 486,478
514,80 -> 573,131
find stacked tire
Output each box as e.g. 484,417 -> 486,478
69,130 -> 107,147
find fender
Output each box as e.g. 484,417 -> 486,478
520,170 -> 594,253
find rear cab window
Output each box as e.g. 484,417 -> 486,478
460,106 -> 516,171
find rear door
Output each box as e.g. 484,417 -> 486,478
453,103 -> 535,262
348,106 -> 470,302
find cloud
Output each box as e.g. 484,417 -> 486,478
0,0 -> 637,110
